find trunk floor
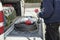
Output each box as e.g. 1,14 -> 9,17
8,29 -> 40,37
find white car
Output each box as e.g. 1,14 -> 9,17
1,0 -> 45,40
4,0 -> 43,40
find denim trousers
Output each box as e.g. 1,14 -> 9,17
45,23 -> 59,40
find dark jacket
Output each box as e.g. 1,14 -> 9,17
39,0 -> 60,23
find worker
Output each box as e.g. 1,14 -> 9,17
39,0 -> 60,40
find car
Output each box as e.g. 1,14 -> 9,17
1,0 -> 45,40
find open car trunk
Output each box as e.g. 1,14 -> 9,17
5,17 -> 41,36
4,17 -> 43,40
2,0 -> 45,40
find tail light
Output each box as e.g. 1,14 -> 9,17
0,11 -> 4,35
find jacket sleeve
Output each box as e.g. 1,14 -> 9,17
39,0 -> 54,19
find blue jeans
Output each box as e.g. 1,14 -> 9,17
45,23 -> 59,40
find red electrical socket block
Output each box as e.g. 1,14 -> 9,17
34,8 -> 39,13
25,20 -> 32,25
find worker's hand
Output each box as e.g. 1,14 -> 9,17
37,12 -> 42,17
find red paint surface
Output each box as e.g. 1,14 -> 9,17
0,27 -> 4,35
0,11 -> 4,22
0,11 -> 4,35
